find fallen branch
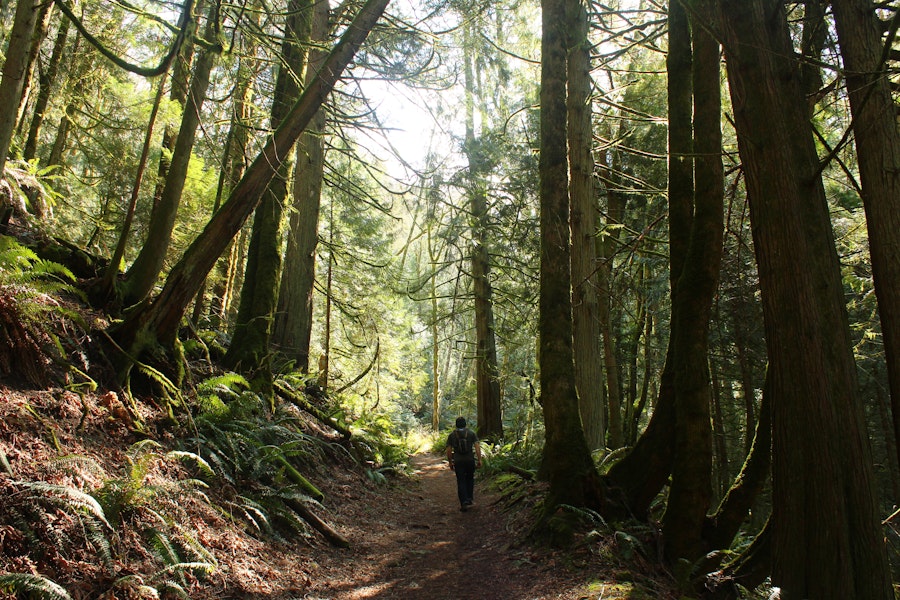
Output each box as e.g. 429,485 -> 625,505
285,497 -> 350,548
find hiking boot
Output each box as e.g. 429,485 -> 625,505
460,504 -> 468,512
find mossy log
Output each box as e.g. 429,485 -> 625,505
275,380 -> 351,439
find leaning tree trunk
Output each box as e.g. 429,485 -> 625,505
715,0 -> 892,597
121,5 -> 218,307
109,0 -> 392,370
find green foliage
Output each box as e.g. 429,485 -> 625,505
15,480 -> 112,530
478,437 -> 542,476
4,479 -> 114,574
0,573 -> 72,600
97,440 -> 209,525
350,410 -> 412,471
186,375 -> 339,536
0,236 -> 82,386
3,159 -> 64,221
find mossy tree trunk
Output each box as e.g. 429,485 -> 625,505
121,3 -> 217,307
224,0 -> 314,391
535,0 -> 603,537
0,0 -> 40,179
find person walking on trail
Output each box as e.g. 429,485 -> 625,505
446,416 -> 482,512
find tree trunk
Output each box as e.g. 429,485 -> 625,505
225,0 -> 314,388
150,1 -> 201,210
662,0 -> 724,563
830,0 -> 900,480
272,0 -> 330,372
208,46 -> 258,331
110,0 -> 392,366
568,0 -> 604,451
715,0 -> 892,596
703,371 -> 772,553
24,9 -> 69,162
14,0 -> 53,136
535,0 -> 603,535
0,0 -> 40,178
122,5 -> 219,307
461,22 -> 503,441
601,0 -> 692,521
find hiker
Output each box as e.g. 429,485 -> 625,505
446,416 -> 482,511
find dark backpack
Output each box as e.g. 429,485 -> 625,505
452,428 -> 475,458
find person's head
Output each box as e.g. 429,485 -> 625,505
455,416 -> 467,429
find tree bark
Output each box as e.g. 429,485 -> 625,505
225,0 -> 313,388
535,0 -> 603,534
568,0 -> 605,451
830,0 -> 900,481
122,4 -> 218,307
715,0 -> 892,596
601,0 -> 692,520
110,0 -> 392,365
0,0 -> 40,178
662,0 -> 724,564
272,0 -> 330,372
24,9 -> 69,162
460,22 -> 503,441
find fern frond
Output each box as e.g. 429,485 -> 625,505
174,526 -> 218,566
196,372 -> 249,399
151,561 -> 215,580
147,528 -> 182,566
0,573 -> 73,600
47,454 -> 107,480
18,481 -> 111,529
156,580 -> 190,599
234,501 -> 273,535
166,450 -> 215,478
84,517 -> 114,568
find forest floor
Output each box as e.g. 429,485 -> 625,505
0,382 -> 676,600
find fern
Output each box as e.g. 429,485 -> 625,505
147,528 -> 182,566
166,450 -> 215,478
0,573 -> 72,600
0,237 -> 81,386
151,561 -> 215,581
17,480 -> 112,530
156,580 -> 191,599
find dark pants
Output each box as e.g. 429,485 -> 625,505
454,459 -> 475,506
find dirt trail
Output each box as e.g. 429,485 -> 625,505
306,453 -> 587,600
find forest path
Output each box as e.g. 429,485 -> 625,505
306,453 -> 590,599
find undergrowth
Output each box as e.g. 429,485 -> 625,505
0,236 -> 83,387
